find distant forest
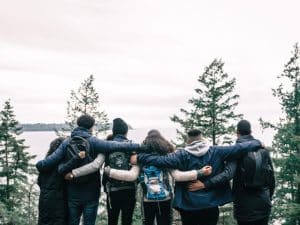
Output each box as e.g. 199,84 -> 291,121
21,123 -> 70,131
20,123 -> 126,132
21,123 -> 118,131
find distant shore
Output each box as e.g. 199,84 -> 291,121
21,123 -> 132,132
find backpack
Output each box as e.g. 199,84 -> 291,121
106,151 -> 136,192
66,136 -> 98,184
240,149 -> 272,189
66,136 -> 91,160
141,165 -> 170,201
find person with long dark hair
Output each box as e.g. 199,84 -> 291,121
139,129 -> 175,225
37,137 -> 86,225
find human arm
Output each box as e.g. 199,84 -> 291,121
266,150 -> 275,198
170,166 -> 212,182
71,154 -> 105,178
57,155 -> 82,175
104,165 -> 140,182
136,150 -> 185,169
36,142 -> 66,172
92,137 -> 143,154
203,161 -> 237,189
215,140 -> 262,161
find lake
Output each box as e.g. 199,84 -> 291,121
21,126 -> 274,163
21,128 -> 178,163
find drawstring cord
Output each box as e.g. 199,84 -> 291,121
157,201 -> 161,215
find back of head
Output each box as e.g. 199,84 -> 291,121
187,129 -> 202,144
106,134 -> 114,141
46,137 -> 65,158
237,120 -> 251,136
77,114 -> 95,130
112,118 -> 128,136
143,129 -> 175,155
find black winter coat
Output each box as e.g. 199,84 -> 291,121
233,135 -> 275,222
37,167 -> 68,225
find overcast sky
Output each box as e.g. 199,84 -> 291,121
0,0 -> 299,134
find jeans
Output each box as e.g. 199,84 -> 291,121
68,200 -> 99,225
179,207 -> 219,225
237,217 -> 269,225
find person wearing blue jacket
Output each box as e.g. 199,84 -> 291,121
188,120 -> 275,225
130,129 -> 262,225
36,114 -> 147,225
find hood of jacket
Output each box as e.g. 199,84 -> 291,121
236,134 -> 254,144
184,140 -> 210,157
113,134 -> 129,142
71,126 -> 92,139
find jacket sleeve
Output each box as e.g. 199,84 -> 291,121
266,151 -> 275,198
92,137 -> 141,153
107,165 -> 140,182
215,140 -> 262,161
57,156 -> 82,175
203,161 -> 237,189
36,142 -> 66,172
137,150 -> 185,169
170,169 -> 198,182
72,154 -> 105,178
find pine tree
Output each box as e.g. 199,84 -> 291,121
66,75 -> 109,134
171,59 -> 241,225
0,100 -> 36,225
171,58 -> 242,145
260,43 -> 300,225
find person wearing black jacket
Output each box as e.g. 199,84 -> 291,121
37,137 -> 67,225
102,118 -> 137,225
188,120 -> 275,225
233,120 -> 275,225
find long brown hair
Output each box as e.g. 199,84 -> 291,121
45,137 -> 65,158
143,129 -> 175,155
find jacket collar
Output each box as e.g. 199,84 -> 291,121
113,134 -> 128,141
71,126 -> 92,138
236,134 -> 254,143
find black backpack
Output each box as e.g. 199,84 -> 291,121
105,151 -> 136,192
240,149 -> 272,189
66,136 -> 98,184
66,136 -> 91,160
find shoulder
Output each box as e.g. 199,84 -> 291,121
205,146 -> 217,155
173,148 -> 188,158
62,138 -> 70,146
259,147 -> 272,157
175,148 -> 187,155
89,136 -> 103,144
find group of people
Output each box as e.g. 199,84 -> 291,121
36,114 -> 275,225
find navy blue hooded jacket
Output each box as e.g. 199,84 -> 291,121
137,139 -> 261,211
36,127 -> 141,202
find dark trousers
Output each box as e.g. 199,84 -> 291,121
107,189 -> 136,225
68,200 -> 99,225
142,200 -> 172,225
179,207 -> 219,225
237,217 -> 269,225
